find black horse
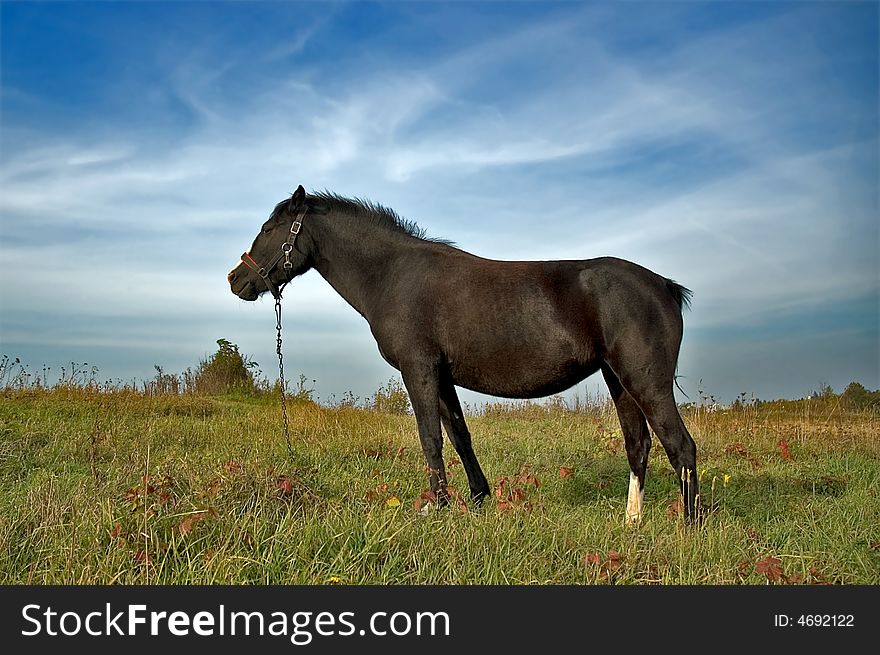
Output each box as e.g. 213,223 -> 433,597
228,185 -> 699,521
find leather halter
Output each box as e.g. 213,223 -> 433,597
240,205 -> 308,299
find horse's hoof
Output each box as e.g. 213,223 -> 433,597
471,488 -> 491,506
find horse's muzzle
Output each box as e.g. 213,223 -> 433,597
228,266 -> 260,301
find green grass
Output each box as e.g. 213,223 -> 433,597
0,388 -> 877,584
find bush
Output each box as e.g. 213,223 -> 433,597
193,339 -> 258,395
371,377 -> 411,415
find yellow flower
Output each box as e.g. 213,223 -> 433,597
327,576 -> 342,585
385,496 -> 401,508
723,474 -> 731,487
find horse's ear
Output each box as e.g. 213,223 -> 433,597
289,185 -> 306,209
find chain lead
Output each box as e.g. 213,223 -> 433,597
275,296 -> 295,459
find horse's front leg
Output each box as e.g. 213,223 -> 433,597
401,361 -> 448,504
439,379 -> 490,504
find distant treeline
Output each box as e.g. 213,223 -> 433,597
831,381 -> 880,409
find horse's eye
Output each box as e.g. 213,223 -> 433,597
261,225 -> 273,234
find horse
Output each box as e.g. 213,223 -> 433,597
228,185 -> 700,521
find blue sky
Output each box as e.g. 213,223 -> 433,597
1,1 -> 877,405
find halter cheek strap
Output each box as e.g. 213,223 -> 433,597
240,206 -> 307,299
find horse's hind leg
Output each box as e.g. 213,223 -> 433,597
644,395 -> 698,519
439,378 -> 491,503
602,365 -> 651,523
619,372 -> 699,520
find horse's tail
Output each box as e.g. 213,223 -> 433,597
665,278 -> 693,314
664,278 -> 692,397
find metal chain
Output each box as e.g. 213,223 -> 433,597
274,296 -> 295,459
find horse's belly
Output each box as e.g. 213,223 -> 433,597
433,262 -> 601,397
448,346 -> 598,399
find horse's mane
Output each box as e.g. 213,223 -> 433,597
307,191 -> 454,246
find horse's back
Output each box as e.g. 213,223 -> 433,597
373,248 -> 685,397
421,253 -> 673,397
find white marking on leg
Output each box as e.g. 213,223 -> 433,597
626,471 -> 644,524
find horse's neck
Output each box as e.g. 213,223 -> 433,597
309,212 -> 408,319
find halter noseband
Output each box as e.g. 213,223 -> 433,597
240,205 -> 308,299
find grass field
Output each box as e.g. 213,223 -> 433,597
1,384 -> 878,584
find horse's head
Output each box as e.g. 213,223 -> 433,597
228,185 -> 312,301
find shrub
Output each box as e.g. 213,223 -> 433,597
371,377 -> 411,415
193,339 -> 258,395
